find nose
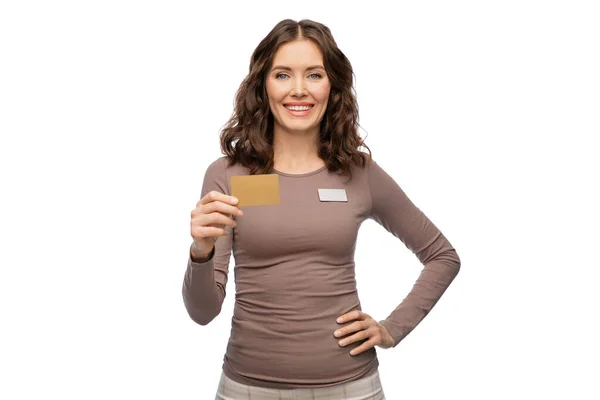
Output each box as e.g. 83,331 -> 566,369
291,78 -> 307,97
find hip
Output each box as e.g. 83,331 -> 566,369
215,368 -> 386,400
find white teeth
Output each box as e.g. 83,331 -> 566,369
285,105 -> 312,111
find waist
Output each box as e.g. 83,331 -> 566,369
221,313 -> 379,389
222,350 -> 380,389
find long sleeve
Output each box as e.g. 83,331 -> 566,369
367,159 -> 461,347
182,158 -> 234,326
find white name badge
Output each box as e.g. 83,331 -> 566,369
318,188 -> 348,202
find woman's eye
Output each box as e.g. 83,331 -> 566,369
276,73 -> 289,80
308,73 -> 322,79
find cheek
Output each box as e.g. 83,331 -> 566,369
265,81 -> 274,102
314,83 -> 331,104
266,80 -> 287,103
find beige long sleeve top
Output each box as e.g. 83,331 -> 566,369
182,155 -> 460,389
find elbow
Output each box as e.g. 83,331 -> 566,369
433,247 -> 461,280
449,249 -> 461,278
182,287 -> 223,326
187,307 -> 219,326
183,298 -> 221,326
421,233 -> 461,278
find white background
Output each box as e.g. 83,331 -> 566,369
1,1 -> 599,399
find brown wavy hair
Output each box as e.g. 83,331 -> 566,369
219,18 -> 372,179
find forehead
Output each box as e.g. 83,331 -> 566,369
272,39 -> 324,67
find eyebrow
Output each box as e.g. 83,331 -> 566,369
270,65 -> 325,72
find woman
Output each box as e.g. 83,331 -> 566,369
183,19 -> 461,400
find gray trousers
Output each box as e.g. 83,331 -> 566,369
215,369 -> 386,400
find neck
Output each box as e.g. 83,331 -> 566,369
272,126 -> 323,172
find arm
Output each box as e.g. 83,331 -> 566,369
182,158 -> 233,326
367,159 -> 461,347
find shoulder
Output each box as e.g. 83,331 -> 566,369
205,155 -> 249,177
351,152 -> 384,177
359,155 -> 401,192
201,156 -> 241,196
205,156 -> 228,173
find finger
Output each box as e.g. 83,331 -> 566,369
337,325 -> 376,346
192,225 -> 226,239
196,212 -> 237,228
199,191 -> 239,206
202,200 -> 244,217
349,337 -> 378,356
334,320 -> 372,338
337,310 -> 366,323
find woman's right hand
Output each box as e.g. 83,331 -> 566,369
190,191 -> 243,259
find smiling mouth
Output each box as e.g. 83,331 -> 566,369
284,105 -> 314,111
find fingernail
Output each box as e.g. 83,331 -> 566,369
334,330 -> 341,337
232,197 -> 238,203
339,340 -> 346,346
337,317 -> 343,323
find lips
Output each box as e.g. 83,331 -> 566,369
284,103 -> 314,111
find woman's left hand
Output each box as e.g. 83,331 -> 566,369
334,310 -> 395,356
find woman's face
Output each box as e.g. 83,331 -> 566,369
265,39 -> 331,136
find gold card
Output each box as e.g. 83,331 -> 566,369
230,174 -> 280,207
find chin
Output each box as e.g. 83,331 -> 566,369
282,115 -> 320,129
283,123 -> 318,134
